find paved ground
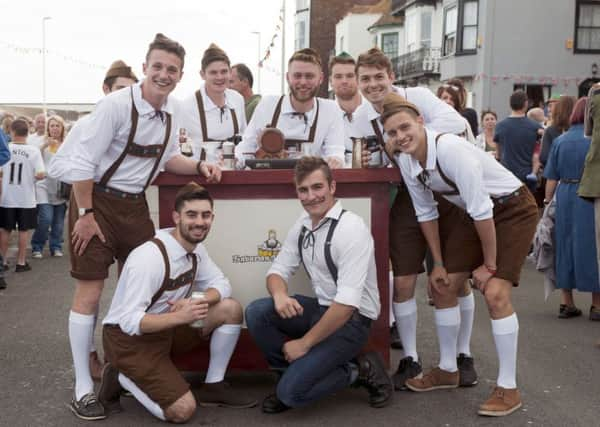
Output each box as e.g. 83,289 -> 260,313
1,188 -> 599,426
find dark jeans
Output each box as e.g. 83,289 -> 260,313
245,294 -> 370,408
31,203 -> 67,253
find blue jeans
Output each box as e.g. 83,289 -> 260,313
245,295 -> 371,408
31,203 -> 67,253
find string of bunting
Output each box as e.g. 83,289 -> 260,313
258,8 -> 284,68
473,72 -> 589,87
0,40 -> 105,70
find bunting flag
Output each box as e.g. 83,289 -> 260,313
258,6 -> 285,68
473,72 -> 588,87
0,40 -> 105,70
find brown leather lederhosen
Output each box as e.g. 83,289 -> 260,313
270,95 -> 320,151
102,237 -> 203,410
97,87 -> 172,196
195,90 -> 239,142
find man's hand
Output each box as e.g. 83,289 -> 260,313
167,299 -> 187,313
71,214 -> 106,256
199,161 -> 222,183
326,157 -> 344,169
429,265 -> 450,294
177,297 -> 209,324
273,294 -> 304,319
471,264 -> 494,294
283,338 -> 310,363
361,146 -> 371,168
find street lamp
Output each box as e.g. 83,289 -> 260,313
42,16 -> 52,116
251,31 -> 262,93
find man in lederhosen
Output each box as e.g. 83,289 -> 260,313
178,44 -> 246,158
381,94 -> 538,416
351,47 -> 480,391
98,182 -> 256,423
62,34 -> 221,420
234,48 -> 345,168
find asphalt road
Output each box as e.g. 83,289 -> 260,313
1,189 -> 598,426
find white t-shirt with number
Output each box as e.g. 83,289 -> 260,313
0,143 -> 45,208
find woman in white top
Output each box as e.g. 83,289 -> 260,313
475,110 -> 499,158
381,93 -> 538,418
31,115 -> 68,258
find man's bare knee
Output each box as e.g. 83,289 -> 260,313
393,275 -> 418,302
71,280 -> 104,314
218,298 -> 243,324
164,391 -> 196,423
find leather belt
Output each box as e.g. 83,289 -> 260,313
94,184 -> 145,200
493,189 -> 521,205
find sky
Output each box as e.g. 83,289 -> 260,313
0,0 -> 294,104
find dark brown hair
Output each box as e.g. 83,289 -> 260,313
437,84 -> 462,111
294,156 -> 332,186
146,33 -> 186,70
288,48 -> 322,68
232,63 -> 254,88
355,47 -> 393,76
202,43 -> 230,71
510,90 -> 528,111
481,109 -> 498,121
174,182 -> 213,212
328,55 -> 355,73
552,95 -> 576,133
381,92 -> 421,125
569,96 -> 587,125
10,118 -> 29,137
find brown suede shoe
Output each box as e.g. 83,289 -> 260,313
405,367 -> 459,392
196,381 -> 257,408
90,351 -> 105,382
478,386 -> 522,416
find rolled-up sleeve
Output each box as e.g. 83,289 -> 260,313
194,246 -> 231,299
333,217 -> 372,308
412,87 -> 465,134
266,221 -> 302,283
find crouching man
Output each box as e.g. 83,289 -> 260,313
245,156 -> 393,413
99,182 -> 256,423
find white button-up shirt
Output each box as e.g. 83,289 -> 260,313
177,83 -> 247,143
336,95 -> 367,152
235,95 -> 345,166
102,228 -> 232,336
397,130 -> 522,222
57,82 -> 180,193
267,201 -> 381,320
47,115 -> 88,182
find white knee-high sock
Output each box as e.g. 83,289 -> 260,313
434,306 -> 460,372
69,311 -> 95,400
491,313 -> 519,389
118,373 -> 165,420
457,293 -> 475,356
393,298 -> 418,361
205,324 -> 241,383
90,306 -> 99,353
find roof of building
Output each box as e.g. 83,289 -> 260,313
345,0 -> 404,28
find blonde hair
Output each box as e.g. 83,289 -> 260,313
46,115 -> 66,142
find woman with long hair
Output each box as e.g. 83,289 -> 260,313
544,97 -> 600,320
31,115 -> 68,258
540,95 -> 576,167
475,110 -> 499,158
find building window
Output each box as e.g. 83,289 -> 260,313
421,11 -> 432,48
443,5 -> 457,56
296,0 -> 309,11
295,21 -> 306,50
459,0 -> 478,53
382,33 -> 399,58
575,0 -> 600,53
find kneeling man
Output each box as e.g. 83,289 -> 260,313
99,182 -> 256,423
246,156 -> 393,413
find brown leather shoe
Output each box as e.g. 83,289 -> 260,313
405,367 -> 459,392
478,386 -> 522,416
90,351 -> 105,382
196,381 -> 257,408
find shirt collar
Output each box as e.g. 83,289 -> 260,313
201,83 -> 234,112
404,129 -> 438,179
133,81 -> 174,117
281,95 -> 317,117
155,228 -> 195,262
300,200 -> 343,229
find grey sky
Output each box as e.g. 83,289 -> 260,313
0,0 -> 293,104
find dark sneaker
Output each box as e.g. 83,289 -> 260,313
355,352 -> 393,408
392,356 -> 422,390
590,306 -> 600,321
405,367 -> 459,392
457,353 -> 478,387
558,305 -> 582,319
390,323 -> 403,350
15,263 -> 31,273
0,277 -> 6,290
98,363 -> 122,414
69,392 -> 106,420
197,381 -> 257,408
478,386 -> 522,416
261,394 -> 290,414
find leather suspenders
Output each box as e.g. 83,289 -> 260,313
195,90 -> 239,142
270,95 -> 320,149
99,87 -> 171,191
416,133 -> 460,196
297,210 -> 346,285
146,238 -> 199,312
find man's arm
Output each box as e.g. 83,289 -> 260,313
71,179 -> 106,256
140,297 -> 208,334
419,219 -> 450,291
267,273 -> 304,318
163,155 -> 221,183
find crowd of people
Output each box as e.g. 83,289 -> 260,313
0,31 -> 599,424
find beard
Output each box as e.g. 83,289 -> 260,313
335,86 -> 357,101
289,84 -> 320,103
178,223 -> 209,245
